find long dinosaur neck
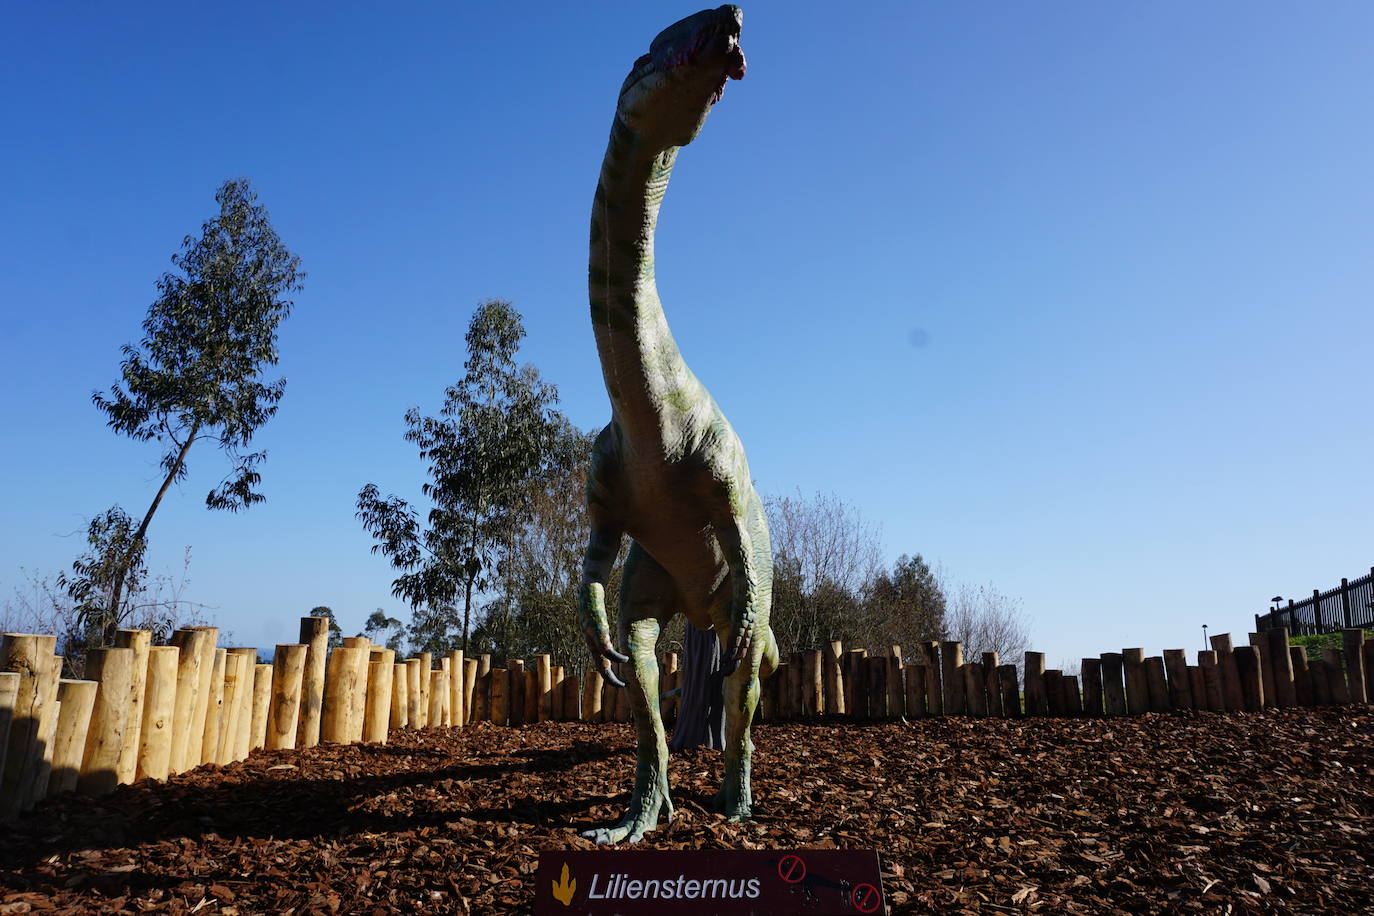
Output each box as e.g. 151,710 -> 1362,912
589,115 -> 699,442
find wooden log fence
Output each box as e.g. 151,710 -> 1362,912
4,620 -> 1372,819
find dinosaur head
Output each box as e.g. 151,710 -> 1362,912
616,5 -> 746,150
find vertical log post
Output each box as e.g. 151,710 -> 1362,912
981,652 -> 1001,717
364,650 -> 395,743
250,663 -> 272,750
923,643 -> 943,715
449,649 -> 466,727
185,627 -> 219,767
323,646 -> 365,742
0,670 -> 18,806
78,647 -> 133,796
1121,649 -> 1148,715
1288,647 -> 1313,707
536,654 -> 553,723
1043,670 -> 1063,716
1081,658 -> 1103,716
884,646 -> 903,718
417,652 -> 433,728
473,664 -> 490,725
215,652 -> 247,765
166,629 -> 206,774
138,646 -> 180,780
1323,648 -> 1351,704
463,657 -> 479,726
1144,656 -> 1170,713
804,650 -> 824,717
964,663 -> 988,716
1265,628 -> 1297,708
199,649 -> 227,766
1187,666 -> 1205,710
904,663 -> 925,716
438,657 -> 452,727
581,669 -> 602,723
51,679 -> 97,795
823,641 -> 845,716
1100,652 -> 1126,716
341,637 -> 372,740
1,634 -> 59,816
1162,650 -> 1193,710
1197,651 -> 1223,711
864,656 -> 886,719
507,659 -> 525,727
1248,633 -> 1276,707
1233,646 -> 1263,711
843,649 -> 866,716
391,662 -> 409,729
112,629 -> 151,784
430,669 -> 447,727
997,664 -> 1020,716
404,659 -> 422,727
229,649 -> 259,762
562,668 -> 581,721
1023,651 -> 1047,717
266,644 -> 307,750
490,668 -> 509,725
1342,629 -> 1367,703
32,685 -> 59,806
1210,634 -> 1243,712
524,666 -> 540,725
941,643 -> 966,716
297,617 -> 329,749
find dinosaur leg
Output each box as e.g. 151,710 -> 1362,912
712,502 -> 773,822
581,543 -> 674,845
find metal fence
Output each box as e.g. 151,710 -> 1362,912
1255,567 -> 1374,635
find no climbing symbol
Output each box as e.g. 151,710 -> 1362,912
777,854 -> 806,884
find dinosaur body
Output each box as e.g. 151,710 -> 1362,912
576,5 -> 778,845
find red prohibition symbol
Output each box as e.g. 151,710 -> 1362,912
851,883 -> 882,913
777,854 -> 807,884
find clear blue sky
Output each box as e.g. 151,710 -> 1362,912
2,1 -> 1370,665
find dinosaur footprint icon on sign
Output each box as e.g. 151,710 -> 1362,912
552,863 -> 576,906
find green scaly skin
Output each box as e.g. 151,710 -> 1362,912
575,6 -> 779,846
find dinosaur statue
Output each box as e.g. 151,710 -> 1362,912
576,4 -> 779,845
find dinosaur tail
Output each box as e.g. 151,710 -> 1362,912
759,625 -> 780,678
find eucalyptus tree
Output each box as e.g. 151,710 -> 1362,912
65,178 -> 303,644
356,299 -> 562,652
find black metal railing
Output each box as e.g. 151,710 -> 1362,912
1255,567 -> 1374,635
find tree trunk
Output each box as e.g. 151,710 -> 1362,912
105,425 -> 199,643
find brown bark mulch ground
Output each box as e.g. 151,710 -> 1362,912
1,707 -> 1371,914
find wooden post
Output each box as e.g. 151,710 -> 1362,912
1197,651 -> 1223,711
884,646 -> 903,718
226,649 -> 258,762
250,663 -> 272,750
1080,658 -> 1103,716
77,647 -> 133,796
1210,634 -> 1243,712
266,644 -> 307,750
506,660 -> 524,727
562,668 -> 581,721
863,656 -> 885,719
463,658 -> 478,726
1144,657 -> 1170,713
524,667 -> 540,725
185,627 -> 219,767
490,667 -> 509,725
1187,666 -> 1205,709
1023,651 -> 1047,717
1323,648 -> 1351,704
1261,628 -> 1295,708
823,641 -> 845,716
430,669 -> 447,727
534,654 -> 552,723
297,617 -> 329,749
964,663 -> 988,716
581,669 -> 602,723
904,663 -> 925,716
1043,670 -> 1063,716
0,670 -> 17,808
1310,650 -> 1332,706
323,646 -> 365,742
1162,650 -> 1193,710
1248,633 -> 1276,707
167,628 -> 206,773
438,657 -> 453,727
842,649 -> 865,716
199,648 -> 227,766
1099,652 -> 1126,716
417,652 -> 433,727
1342,629 -> 1367,703
1121,649 -> 1147,715
112,629 -> 151,784
403,659 -> 422,727
1288,647 -> 1313,707
1,634 -> 59,816
803,650 -> 823,717
341,637 -> 372,740
473,666 -> 491,725
1063,675 -> 1083,715
137,646 -> 179,780
215,652 -> 247,765
1233,646 -> 1263,711
1363,641 -> 1374,705
997,664 -> 1020,716
391,662 -> 409,729
31,686 -> 59,806
449,649 -> 466,727
364,650 -> 395,743
980,652 -> 1001,717
941,642 -> 965,716
923,643 -> 943,716
552,664 -> 566,721
50,680 -> 97,796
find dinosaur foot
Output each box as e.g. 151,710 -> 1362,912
581,780 -> 673,845
713,778 -> 753,823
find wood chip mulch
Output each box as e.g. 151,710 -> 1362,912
1,707 -> 1371,914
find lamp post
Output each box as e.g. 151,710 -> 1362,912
1271,595 -> 1284,633
1201,623 -> 1208,650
